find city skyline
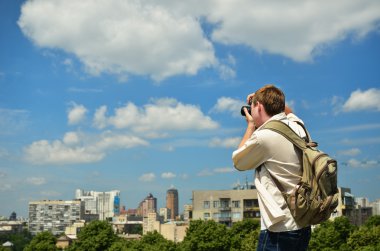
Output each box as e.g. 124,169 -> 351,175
1,1 -> 380,218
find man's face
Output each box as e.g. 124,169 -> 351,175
250,100 -> 262,127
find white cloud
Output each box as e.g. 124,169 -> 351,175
94,133 -> 149,151
63,132 -> 80,145
338,148 -> 361,156
213,167 -> 234,173
0,183 -> 11,191
197,167 -> 235,176
68,103 -> 87,125
211,97 -> 244,116
24,139 -> 105,165
343,88 -> 380,112
18,0 -> 216,81
197,169 -> 213,177
0,108 -> 30,135
93,105 -> 108,129
347,159 -> 379,168
206,0 -> 380,62
217,64 -> 236,80
26,177 -> 46,185
67,87 -> 103,93
40,190 -> 61,197
209,137 -> 240,148
327,123 -> 380,133
161,172 -> 176,179
93,98 -> 219,132
341,137 -> 380,145
139,173 -> 156,182
18,1 -> 380,80
24,132 -> 148,165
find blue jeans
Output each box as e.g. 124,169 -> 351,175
257,226 -> 311,251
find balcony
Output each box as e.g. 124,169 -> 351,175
219,206 -> 231,211
244,206 -> 259,211
218,217 -> 231,222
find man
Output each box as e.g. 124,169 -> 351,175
232,84 -> 311,251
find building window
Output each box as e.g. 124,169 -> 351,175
213,213 -> 220,219
213,201 -> 220,208
204,212 -> 210,219
203,201 -> 210,209
232,212 -> 241,219
244,199 -> 259,208
220,199 -> 230,209
232,200 -> 240,208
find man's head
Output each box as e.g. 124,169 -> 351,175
251,84 -> 285,116
249,84 -> 285,126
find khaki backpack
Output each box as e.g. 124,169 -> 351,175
263,120 -> 339,227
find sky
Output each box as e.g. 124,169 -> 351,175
0,0 -> 380,218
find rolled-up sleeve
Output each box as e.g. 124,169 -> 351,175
232,132 -> 269,171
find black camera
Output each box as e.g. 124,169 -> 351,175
240,105 -> 251,116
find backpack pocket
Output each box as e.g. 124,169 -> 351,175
283,183 -> 312,227
316,157 -> 338,198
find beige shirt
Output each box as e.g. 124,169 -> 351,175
232,112 -> 306,232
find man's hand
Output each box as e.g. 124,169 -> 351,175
285,105 -> 293,115
242,106 -> 255,128
246,93 -> 255,104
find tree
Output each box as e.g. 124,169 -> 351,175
135,231 -> 177,251
179,220 -> 231,251
308,217 -> 356,251
239,230 -> 260,251
108,238 -> 132,251
363,215 -> 380,228
24,231 -> 57,251
68,220 -> 116,251
0,229 -> 32,251
229,219 -> 260,251
347,225 -> 380,250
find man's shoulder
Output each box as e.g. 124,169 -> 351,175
286,113 -> 304,124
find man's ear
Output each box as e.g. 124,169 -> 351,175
257,102 -> 263,112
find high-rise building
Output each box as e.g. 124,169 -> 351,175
75,189 -> 120,220
138,193 -> 157,217
371,199 -> 380,215
355,197 -> 370,207
28,200 -> 84,235
333,187 -> 373,226
166,187 -> 179,220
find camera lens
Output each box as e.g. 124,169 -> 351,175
241,106 -> 251,116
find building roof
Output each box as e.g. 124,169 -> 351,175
2,241 -> 14,247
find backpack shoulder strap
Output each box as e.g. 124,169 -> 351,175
262,120 -> 308,150
294,121 -> 313,144
261,120 -> 310,195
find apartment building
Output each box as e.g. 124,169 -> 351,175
142,212 -> 188,242
192,186 -> 259,226
28,200 -> 84,235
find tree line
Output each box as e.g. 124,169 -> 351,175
1,216 -> 379,251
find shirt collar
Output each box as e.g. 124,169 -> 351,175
257,112 -> 287,130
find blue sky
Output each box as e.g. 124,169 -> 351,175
1,0 -> 380,218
